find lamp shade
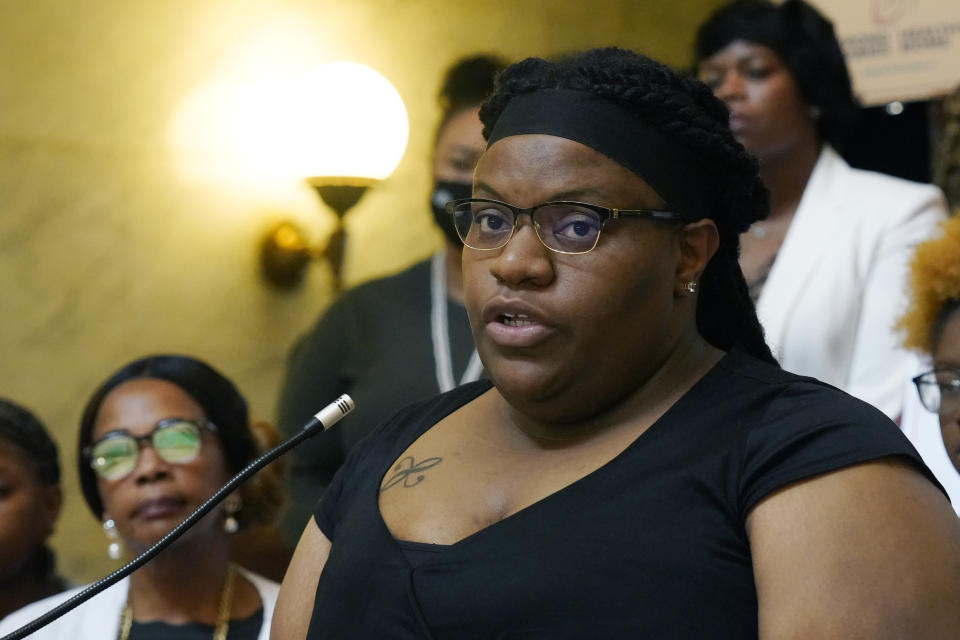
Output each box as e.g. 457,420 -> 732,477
293,61 -> 410,181
169,61 -> 409,188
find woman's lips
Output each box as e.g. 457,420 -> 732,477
133,496 -> 186,520
728,113 -> 749,134
482,300 -> 555,348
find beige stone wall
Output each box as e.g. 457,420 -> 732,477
0,0 -> 725,582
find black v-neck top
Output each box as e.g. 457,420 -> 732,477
128,609 -> 263,639
308,349 -> 942,639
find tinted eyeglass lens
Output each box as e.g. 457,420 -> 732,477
153,420 -> 203,464
452,201 -> 514,249
451,202 -> 477,245
90,437 -> 139,480
89,420 -> 204,480
535,204 -> 603,253
936,372 -> 960,415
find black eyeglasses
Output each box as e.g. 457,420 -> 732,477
446,198 -> 684,255
912,368 -> 960,415
84,418 -> 217,481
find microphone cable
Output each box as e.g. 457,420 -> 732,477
1,394 -> 354,640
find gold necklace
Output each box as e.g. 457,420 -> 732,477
117,564 -> 236,640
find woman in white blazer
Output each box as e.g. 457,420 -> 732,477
0,355 -> 281,639
695,0 -> 947,419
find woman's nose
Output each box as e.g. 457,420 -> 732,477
487,220 -> 555,288
714,71 -> 744,102
134,443 -> 171,483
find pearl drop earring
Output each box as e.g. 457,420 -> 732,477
103,519 -> 122,560
223,495 -> 242,534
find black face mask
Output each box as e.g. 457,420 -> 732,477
430,180 -> 473,247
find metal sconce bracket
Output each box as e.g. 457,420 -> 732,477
260,177 -> 377,291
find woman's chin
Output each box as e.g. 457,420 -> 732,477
492,374 -> 594,425
124,515 -> 221,554
488,362 -> 557,400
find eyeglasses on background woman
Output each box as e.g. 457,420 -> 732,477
913,369 -> 960,417
84,417 -> 218,481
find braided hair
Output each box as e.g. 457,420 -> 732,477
479,47 -> 775,363
0,398 -> 60,487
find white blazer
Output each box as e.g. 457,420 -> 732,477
755,145 -> 948,419
0,566 -> 279,640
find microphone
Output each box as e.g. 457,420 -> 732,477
1,394 -> 355,640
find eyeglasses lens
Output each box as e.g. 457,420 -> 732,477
153,421 -> 202,463
452,201 -> 603,254
452,202 -> 511,249
536,204 -> 603,253
91,437 -> 138,480
89,420 -> 203,480
916,372 -> 960,415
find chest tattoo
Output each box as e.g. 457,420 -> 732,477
380,455 -> 443,492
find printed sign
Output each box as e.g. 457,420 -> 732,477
808,0 -> 960,105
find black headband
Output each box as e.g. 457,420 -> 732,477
487,89 -> 710,221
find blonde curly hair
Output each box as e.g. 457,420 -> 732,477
898,213 -> 960,353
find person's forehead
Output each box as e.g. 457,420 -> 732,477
476,134 -> 663,205
479,134 -> 627,175
934,311 -> 960,364
92,378 -> 204,438
482,88 -> 705,218
702,40 -> 782,66
0,438 -> 34,475
439,107 -> 482,138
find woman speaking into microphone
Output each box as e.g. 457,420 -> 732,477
273,49 -> 960,639
0,355 -> 282,639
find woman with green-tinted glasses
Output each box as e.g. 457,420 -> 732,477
0,355 -> 281,639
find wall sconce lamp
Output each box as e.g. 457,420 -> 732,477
260,61 -> 409,290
